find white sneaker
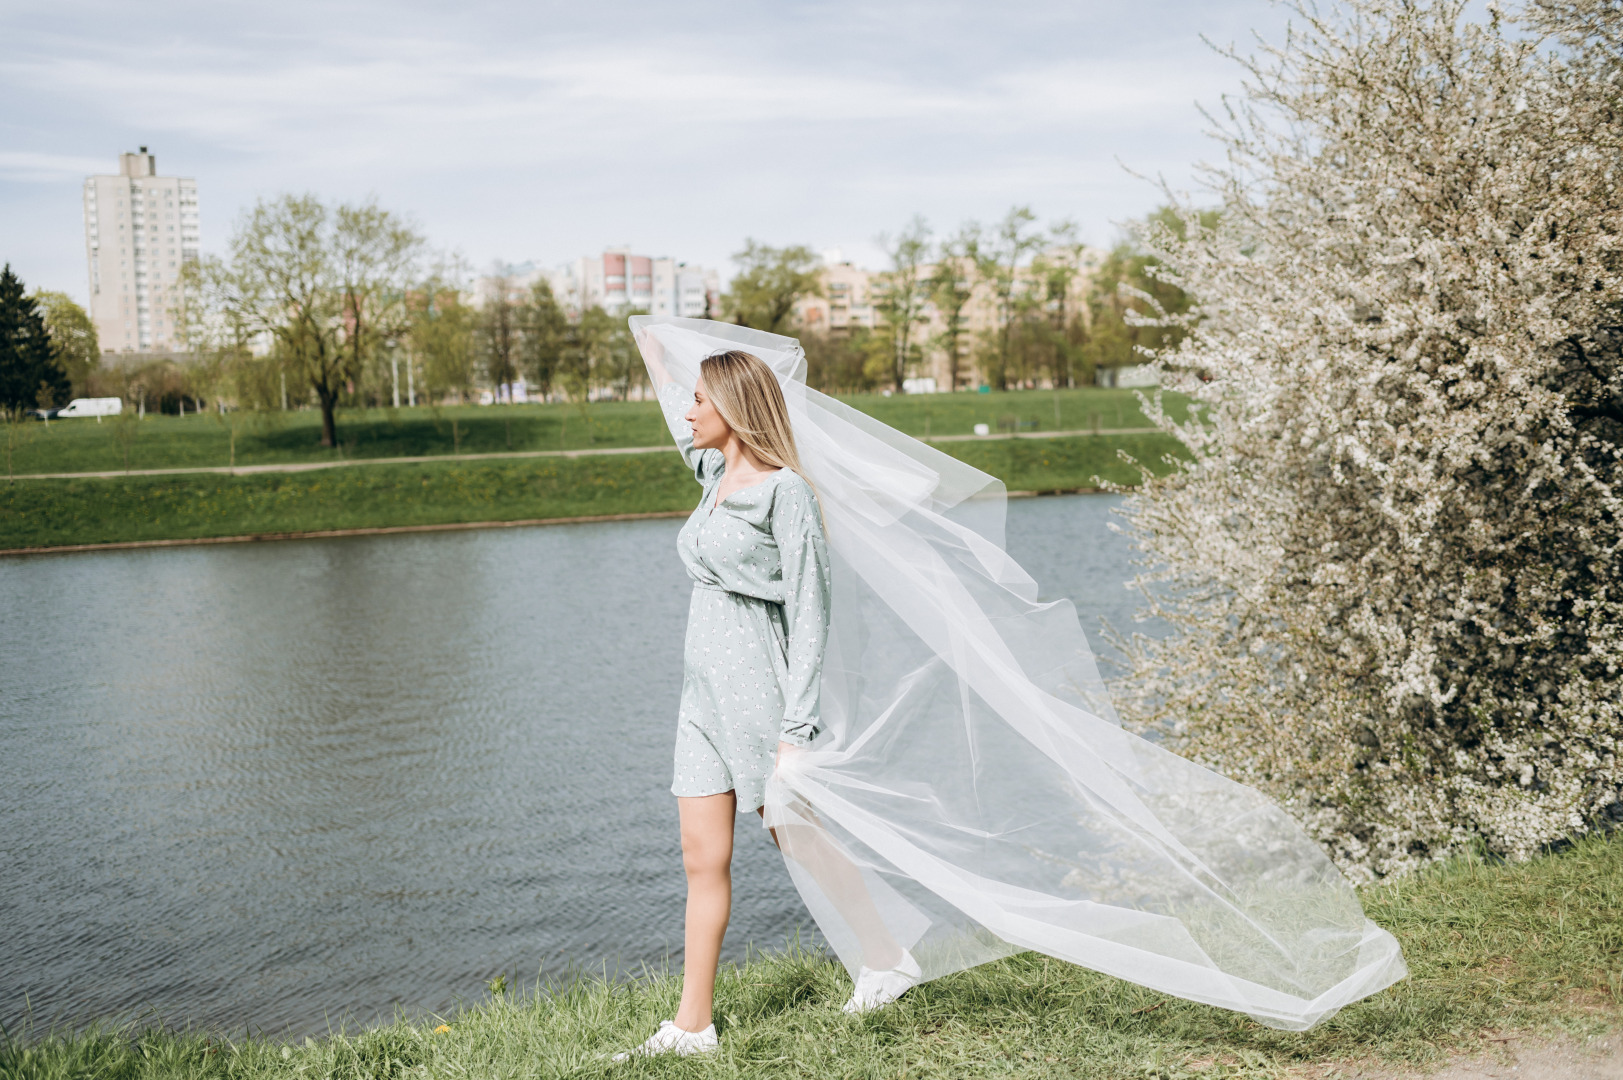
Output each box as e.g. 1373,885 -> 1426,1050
610,1020 -> 718,1062
842,950 -> 923,1014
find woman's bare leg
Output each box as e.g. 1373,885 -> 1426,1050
757,807 -> 903,971
674,792 -> 735,1032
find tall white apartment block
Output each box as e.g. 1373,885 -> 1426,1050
83,148 -> 199,354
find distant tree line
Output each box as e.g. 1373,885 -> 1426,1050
152,194 -> 659,446
4,191 -> 1203,445
720,206 -> 1203,396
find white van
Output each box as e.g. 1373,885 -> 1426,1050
55,397 -> 124,419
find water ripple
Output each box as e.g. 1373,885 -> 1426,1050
1,495 -> 1137,1036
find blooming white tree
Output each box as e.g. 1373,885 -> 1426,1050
1116,0 -> 1623,879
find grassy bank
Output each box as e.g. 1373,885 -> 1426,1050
4,835 -> 1618,1079
1,389 -> 1184,477
0,433 -> 1183,551
0,455 -> 698,550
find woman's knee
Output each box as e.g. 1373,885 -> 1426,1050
680,822 -> 733,879
682,837 -> 731,880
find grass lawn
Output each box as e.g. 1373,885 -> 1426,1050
4,834 -> 1618,1079
0,455 -> 698,550
0,434 -> 1184,551
0,388 -> 1187,477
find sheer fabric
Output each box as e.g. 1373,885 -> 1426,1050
631,316 -> 1406,1030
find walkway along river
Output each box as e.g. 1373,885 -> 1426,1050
0,494 -> 1151,1037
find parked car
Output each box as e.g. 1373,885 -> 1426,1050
54,397 -> 124,419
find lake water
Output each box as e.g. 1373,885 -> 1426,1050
0,494 -> 1147,1037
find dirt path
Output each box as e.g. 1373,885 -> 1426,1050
1323,1031 -> 1622,1080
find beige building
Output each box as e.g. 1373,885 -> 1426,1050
794,245 -> 1102,391
83,148 -> 199,354
794,251 -> 880,334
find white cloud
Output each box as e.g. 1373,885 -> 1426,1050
0,0 -> 1280,299
0,151 -> 116,183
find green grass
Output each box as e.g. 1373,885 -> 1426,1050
4,835 -> 1618,1079
0,455 -> 699,549
0,389 -> 1185,476
0,435 -> 1185,550
945,432 -> 1182,493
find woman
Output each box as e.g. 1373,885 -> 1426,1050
616,338 -> 919,1061
619,316 -> 1406,1057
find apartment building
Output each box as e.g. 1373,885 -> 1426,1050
506,248 -> 719,318
83,148 -> 199,353
793,250 -> 880,334
793,245 -> 1104,391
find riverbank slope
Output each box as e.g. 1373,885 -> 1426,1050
5,834 -> 1617,1079
2,397 -> 1183,551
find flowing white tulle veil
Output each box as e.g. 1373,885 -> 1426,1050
630,315 -> 1406,1030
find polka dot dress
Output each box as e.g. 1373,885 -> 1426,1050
659,384 -> 831,814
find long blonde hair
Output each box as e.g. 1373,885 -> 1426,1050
700,350 -> 822,520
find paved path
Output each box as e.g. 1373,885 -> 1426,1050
7,427 -> 1163,481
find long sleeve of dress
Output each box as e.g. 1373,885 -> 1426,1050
657,383 -> 723,485
771,479 -> 832,746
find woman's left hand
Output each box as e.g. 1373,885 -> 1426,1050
775,741 -> 802,774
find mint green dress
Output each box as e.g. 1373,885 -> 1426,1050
658,383 -> 831,813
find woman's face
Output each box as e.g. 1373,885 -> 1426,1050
686,378 -> 730,451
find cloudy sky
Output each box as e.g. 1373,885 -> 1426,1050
1,0 -> 1284,305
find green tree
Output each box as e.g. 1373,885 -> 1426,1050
971,207 -> 1047,389
597,308 -> 644,400
408,271 -> 477,403
564,303 -> 639,399
803,327 -> 883,395
0,265 -> 68,418
873,216 -> 932,392
173,254 -> 270,415
927,228 -> 980,391
723,240 -> 822,334
334,201 -> 422,412
518,278 -> 568,401
1084,207 -> 1211,379
479,271 -> 522,400
181,194 -> 422,447
31,291 -> 100,397
1024,231 -> 1088,389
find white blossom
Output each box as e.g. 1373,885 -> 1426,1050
1114,0 -> 1623,879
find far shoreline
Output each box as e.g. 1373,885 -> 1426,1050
0,488 -> 1111,558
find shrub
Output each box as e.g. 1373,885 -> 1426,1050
1116,0 -> 1623,879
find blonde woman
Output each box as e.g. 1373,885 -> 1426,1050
617,317 -> 1406,1046
614,338 -> 918,1060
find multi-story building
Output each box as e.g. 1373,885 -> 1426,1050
793,250 -> 879,334
83,148 -> 199,354
653,259 -> 721,320
519,248 -> 719,318
794,245 -> 1105,391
